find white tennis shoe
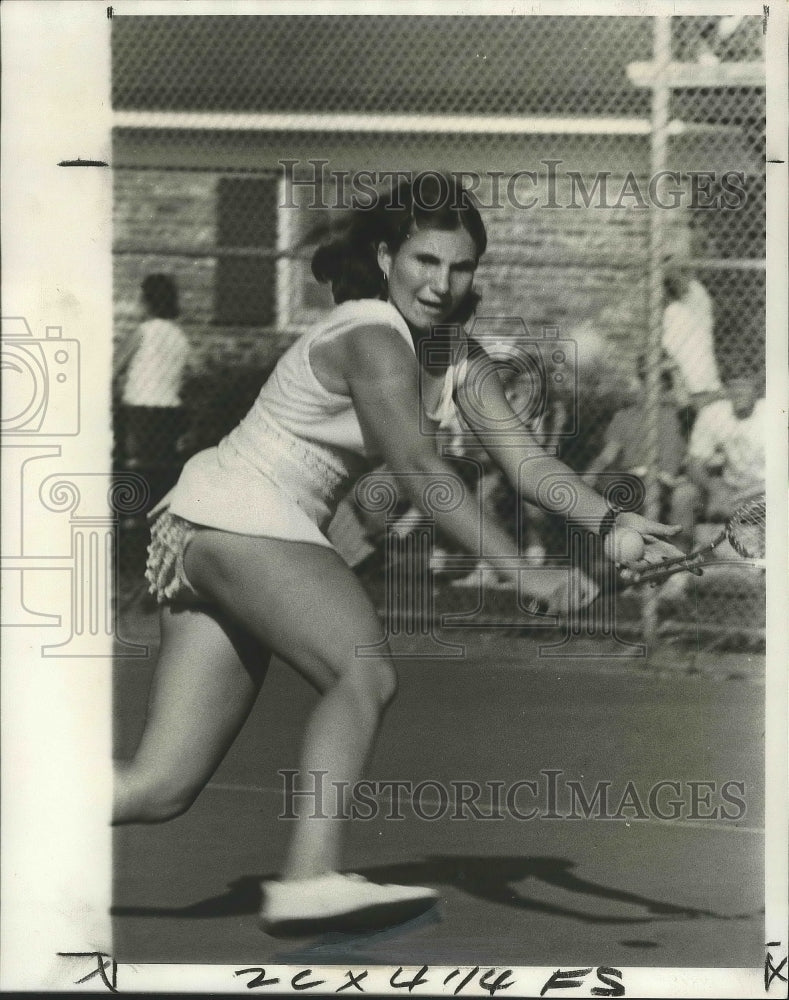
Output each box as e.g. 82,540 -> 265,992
259,872 -> 439,934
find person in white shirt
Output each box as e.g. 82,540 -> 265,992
662,261 -> 723,416
116,274 -> 191,503
687,376 -> 765,520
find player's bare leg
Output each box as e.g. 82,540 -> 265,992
182,531 -> 438,930
113,606 -> 270,823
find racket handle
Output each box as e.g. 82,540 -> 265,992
623,559 -> 704,585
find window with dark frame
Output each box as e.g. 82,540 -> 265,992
214,176 -> 279,327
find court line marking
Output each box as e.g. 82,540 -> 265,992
203,781 -> 764,834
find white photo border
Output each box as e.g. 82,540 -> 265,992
1,1 -> 786,995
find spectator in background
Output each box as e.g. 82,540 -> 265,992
584,360 -> 697,551
686,375 -> 765,520
661,259 -> 724,426
115,274 -> 191,506
449,371 -> 562,584
327,479 -> 392,577
555,320 -> 632,475
497,370 -> 568,565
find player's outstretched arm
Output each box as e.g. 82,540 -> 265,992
343,325 -> 598,607
457,346 -> 684,567
343,324 -> 516,560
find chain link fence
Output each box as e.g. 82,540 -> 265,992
112,14 -> 766,649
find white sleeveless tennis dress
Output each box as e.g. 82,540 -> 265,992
164,299 -> 462,548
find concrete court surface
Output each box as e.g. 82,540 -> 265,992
112,606 -> 764,972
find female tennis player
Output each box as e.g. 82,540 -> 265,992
113,172 -> 682,933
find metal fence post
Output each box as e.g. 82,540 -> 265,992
642,15 -> 673,649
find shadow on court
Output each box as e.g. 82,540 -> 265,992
112,854 -> 751,924
113,616 -> 764,968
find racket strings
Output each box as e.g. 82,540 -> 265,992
726,496 -> 766,560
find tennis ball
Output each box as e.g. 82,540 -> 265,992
604,527 -> 645,565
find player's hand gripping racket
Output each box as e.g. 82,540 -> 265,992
620,494 -> 765,585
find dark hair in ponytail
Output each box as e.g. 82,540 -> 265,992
308,172 -> 487,322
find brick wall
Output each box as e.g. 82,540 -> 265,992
475,169 -> 689,356
114,170 -> 290,377
112,143 -> 692,378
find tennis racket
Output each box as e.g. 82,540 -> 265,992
621,494 -> 765,585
